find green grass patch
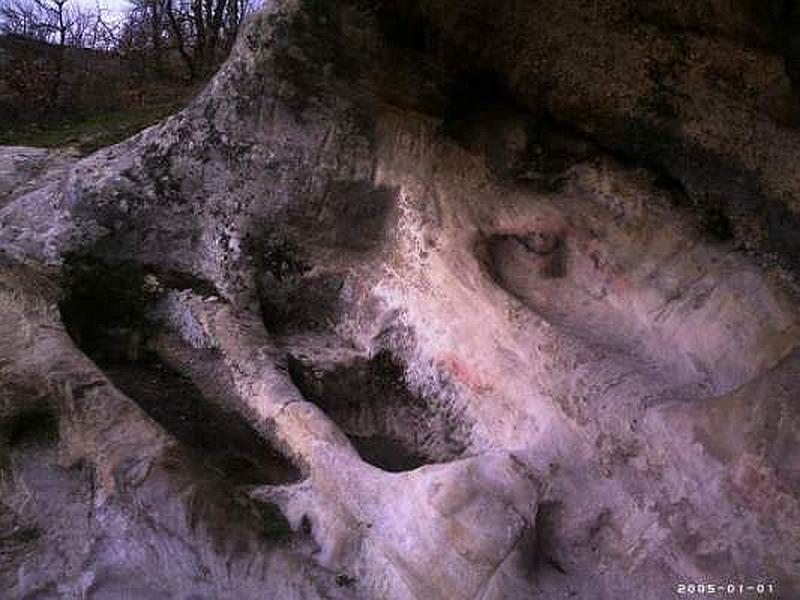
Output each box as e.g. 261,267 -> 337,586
0,102 -> 184,153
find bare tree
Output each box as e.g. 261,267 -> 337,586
165,0 -> 253,79
115,0 -> 254,80
0,0 -> 50,39
2,0 -> 254,87
1,0 -> 121,112
119,0 -> 169,74
85,5 -> 121,51
1,0 -> 117,48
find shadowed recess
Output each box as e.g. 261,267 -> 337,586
59,256 -> 300,487
288,350 -> 470,472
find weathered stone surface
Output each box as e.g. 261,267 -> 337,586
0,146 -> 78,209
1,1 -> 799,598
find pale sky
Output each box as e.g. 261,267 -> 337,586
74,0 -> 131,18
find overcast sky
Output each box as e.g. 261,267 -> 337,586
75,0 -> 130,17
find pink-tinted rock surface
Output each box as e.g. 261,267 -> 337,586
1,1 -> 799,598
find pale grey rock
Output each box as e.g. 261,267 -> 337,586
1,1 -> 799,599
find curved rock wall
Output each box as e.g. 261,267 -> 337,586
0,1 -> 799,598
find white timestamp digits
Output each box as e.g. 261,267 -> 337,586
676,582 -> 776,595
676,584 -> 718,595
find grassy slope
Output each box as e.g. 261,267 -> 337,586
0,102 -> 186,153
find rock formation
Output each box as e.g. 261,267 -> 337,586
1,1 -> 799,598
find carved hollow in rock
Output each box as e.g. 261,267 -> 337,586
255,183 -> 399,337
259,268 -> 346,336
287,350 -> 470,472
252,233 -> 349,337
309,181 -> 398,253
0,404 -> 59,478
486,229 -> 713,389
59,257 -> 300,487
1,405 -> 58,449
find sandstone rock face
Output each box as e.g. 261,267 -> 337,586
1,1 -> 799,598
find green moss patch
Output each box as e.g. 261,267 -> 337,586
0,103 -> 184,153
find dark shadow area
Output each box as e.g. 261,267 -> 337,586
287,350 -> 469,472
59,255 -> 300,487
532,501 -> 569,576
258,268 -> 345,336
280,181 -> 398,255
587,116 -> 800,268
349,435 -> 429,472
375,2 -> 435,52
439,68 -> 600,190
152,446 -> 298,551
1,406 -> 58,448
0,403 -> 59,476
440,68 -> 520,142
103,360 -> 299,487
251,235 -> 341,335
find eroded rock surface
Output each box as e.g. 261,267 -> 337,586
1,1 -> 799,598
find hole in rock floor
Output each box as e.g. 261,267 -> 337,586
288,350 -> 470,472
